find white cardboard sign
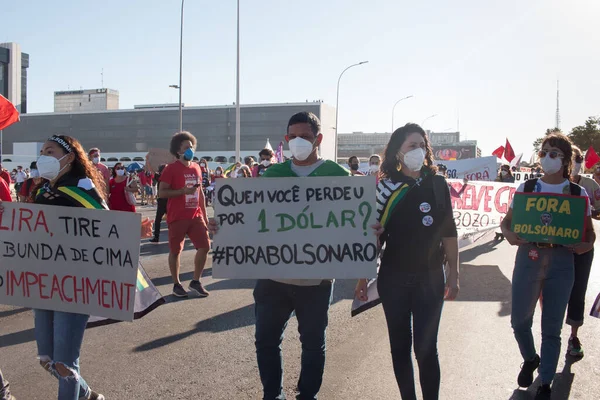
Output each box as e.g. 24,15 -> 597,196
0,203 -> 141,321
212,176 -> 378,279
436,156 -> 497,181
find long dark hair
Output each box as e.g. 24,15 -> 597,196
542,133 -> 573,179
112,162 -> 123,178
41,135 -> 108,200
380,123 -> 436,181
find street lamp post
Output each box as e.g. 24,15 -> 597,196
235,0 -> 241,163
178,0 -> 184,132
391,95 -> 413,133
421,114 -> 438,127
334,61 -> 368,163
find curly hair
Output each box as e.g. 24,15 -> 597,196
35,135 -> 108,200
170,131 -> 197,158
541,133 -> 573,179
380,123 -> 436,182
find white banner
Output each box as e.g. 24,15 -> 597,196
212,176 -> 378,279
0,203 -> 141,321
351,179 -> 519,316
436,156 -> 497,181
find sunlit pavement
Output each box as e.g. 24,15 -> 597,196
1,209 -> 599,399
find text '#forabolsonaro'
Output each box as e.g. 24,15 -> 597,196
1,271 -> 135,311
212,243 -> 378,266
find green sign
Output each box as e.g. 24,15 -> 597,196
511,193 -> 588,245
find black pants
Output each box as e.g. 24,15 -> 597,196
378,269 -> 445,400
153,198 -> 168,239
566,248 -> 594,327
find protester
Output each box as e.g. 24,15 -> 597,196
496,165 -> 515,183
0,164 -> 10,186
13,166 -> 26,198
0,135 -> 107,400
593,164 -> 600,186
212,166 -> 225,182
108,162 -> 138,212
254,148 -> 275,177
18,161 -> 44,202
0,174 -> 11,202
142,168 -> 155,206
501,133 -> 595,400
0,368 -> 15,400
244,156 -> 255,169
348,155 -> 365,176
88,148 -> 110,188
159,131 -> 210,298
210,111 -> 350,400
229,161 -> 243,178
355,123 -> 459,400
238,165 -> 252,178
567,145 -> 600,357
150,164 -> 168,243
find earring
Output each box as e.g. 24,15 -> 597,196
396,163 -> 402,172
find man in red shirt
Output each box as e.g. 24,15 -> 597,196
159,131 -> 210,298
88,148 -> 110,190
0,175 -> 12,202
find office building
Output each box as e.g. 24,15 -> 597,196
54,88 -> 119,112
0,42 -> 29,113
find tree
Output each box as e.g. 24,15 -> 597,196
568,117 -> 600,151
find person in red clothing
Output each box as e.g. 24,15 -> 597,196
108,162 -> 138,212
0,175 -> 11,202
159,131 -> 210,298
0,164 -> 10,186
19,161 -> 45,202
88,148 -> 110,189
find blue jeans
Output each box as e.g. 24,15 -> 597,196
253,279 -> 333,400
34,309 -> 91,400
511,245 -> 574,384
378,269 -> 445,400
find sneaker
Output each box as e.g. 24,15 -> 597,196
535,384 -> 551,400
149,237 -> 160,244
568,336 -> 584,357
517,354 -> 540,388
80,391 -> 105,400
172,284 -> 188,298
189,280 -> 210,297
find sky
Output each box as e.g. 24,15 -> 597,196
3,0 -> 600,158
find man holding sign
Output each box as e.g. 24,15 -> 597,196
501,133 -> 595,400
211,112 -> 355,400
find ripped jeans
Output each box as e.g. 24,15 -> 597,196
34,309 -> 90,400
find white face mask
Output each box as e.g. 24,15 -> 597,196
261,160 -> 271,167
289,138 -> 315,161
92,157 -> 100,165
572,162 -> 582,176
369,164 -> 379,173
116,169 -> 125,177
501,170 -> 509,177
37,154 -> 69,181
400,148 -> 425,171
200,164 -> 206,168
216,171 -> 222,176
30,169 -> 40,178
540,155 -> 563,175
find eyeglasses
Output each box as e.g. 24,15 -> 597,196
115,167 -> 124,170
575,155 -> 584,163
538,150 -> 564,159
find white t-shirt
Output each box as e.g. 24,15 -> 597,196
15,171 -> 26,183
512,179 -> 591,216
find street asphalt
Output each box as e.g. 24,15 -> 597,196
1,206 -> 599,399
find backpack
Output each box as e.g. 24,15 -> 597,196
523,178 -> 581,196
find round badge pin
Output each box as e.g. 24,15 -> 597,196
419,202 -> 431,213
422,215 -> 434,226
528,249 -> 539,261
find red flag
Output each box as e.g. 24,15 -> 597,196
585,146 -> 600,169
492,146 -> 505,159
504,139 -> 515,162
0,94 -> 20,130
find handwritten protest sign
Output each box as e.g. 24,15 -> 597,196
448,179 -> 517,247
212,176 -> 378,279
0,203 -> 141,321
146,148 -> 175,172
436,156 -> 497,181
511,193 -> 588,245
514,172 -> 543,182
